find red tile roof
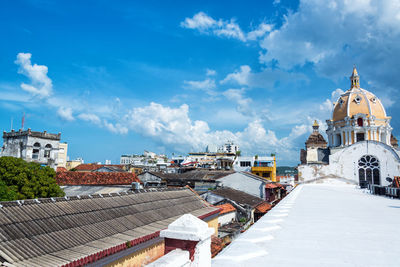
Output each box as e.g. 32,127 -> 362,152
215,203 -> 236,215
255,202 -> 272,213
56,171 -> 139,185
56,167 -> 67,172
211,235 -> 224,258
73,164 -> 124,171
265,183 -> 279,189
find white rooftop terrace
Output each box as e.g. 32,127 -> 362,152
213,179 -> 400,267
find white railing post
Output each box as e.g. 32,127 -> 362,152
159,214 -> 214,267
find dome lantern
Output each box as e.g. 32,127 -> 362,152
350,66 -> 360,89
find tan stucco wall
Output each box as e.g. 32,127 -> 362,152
107,241 -> 164,267
207,216 -> 219,236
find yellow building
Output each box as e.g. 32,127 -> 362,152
65,159 -> 84,170
251,156 -> 277,182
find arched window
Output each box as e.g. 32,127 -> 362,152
32,142 -> 40,159
357,118 -> 363,127
44,144 -> 52,158
358,155 -> 380,185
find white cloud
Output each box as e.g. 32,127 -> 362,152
247,23 -> 273,41
14,53 -> 53,98
57,107 -> 74,121
221,65 -> 251,86
183,78 -> 216,95
258,0 -> 400,98
103,120 -> 128,134
180,12 -> 216,31
206,69 -> 217,76
221,65 -> 307,89
123,102 -> 311,161
78,113 -> 101,124
181,12 -> 270,42
319,88 -> 345,113
214,19 -> 246,41
223,88 -> 253,116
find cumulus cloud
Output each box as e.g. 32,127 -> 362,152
57,107 -> 74,121
247,23 -> 273,41
221,65 -> 251,86
78,113 -> 101,124
181,12 -> 270,42
259,0 -> 400,95
103,120 -> 128,134
223,88 -> 253,116
180,12 -> 216,31
122,102 -> 310,160
221,65 -> 307,88
15,53 -> 53,98
319,88 -> 345,113
183,78 -> 216,95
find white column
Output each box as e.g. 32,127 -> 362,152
347,131 -> 350,145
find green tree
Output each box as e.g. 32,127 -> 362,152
0,157 -> 65,201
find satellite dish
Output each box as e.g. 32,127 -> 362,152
386,177 -> 393,183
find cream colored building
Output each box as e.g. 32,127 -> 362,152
57,142 -> 68,168
66,158 -> 84,170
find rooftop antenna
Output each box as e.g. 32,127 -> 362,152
10,117 -> 13,131
21,112 -> 25,130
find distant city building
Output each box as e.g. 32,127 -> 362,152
218,141 -> 240,154
144,150 -> 156,158
1,128 -> 62,169
120,154 -> 143,165
233,155 -> 277,182
66,157 -> 84,170
57,142 -> 68,168
206,144 -> 218,153
105,159 -> 111,165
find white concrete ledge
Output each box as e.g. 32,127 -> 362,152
146,249 -> 190,267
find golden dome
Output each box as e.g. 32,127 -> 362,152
332,68 -> 387,122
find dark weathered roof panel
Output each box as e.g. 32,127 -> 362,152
0,188 -> 218,267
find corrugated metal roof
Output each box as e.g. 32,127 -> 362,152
0,188 -> 219,267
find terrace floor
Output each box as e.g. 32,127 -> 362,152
213,179 -> 400,267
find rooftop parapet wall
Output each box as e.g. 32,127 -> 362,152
3,128 -> 61,140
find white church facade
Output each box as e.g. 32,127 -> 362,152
298,67 -> 400,186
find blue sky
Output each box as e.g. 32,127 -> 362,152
1,0 -> 400,165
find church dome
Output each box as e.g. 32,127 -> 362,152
332,67 -> 387,122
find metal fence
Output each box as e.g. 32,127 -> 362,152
367,184 -> 400,198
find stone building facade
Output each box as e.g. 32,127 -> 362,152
1,128 -> 61,169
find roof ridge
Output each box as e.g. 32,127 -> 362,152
0,187 -> 190,208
